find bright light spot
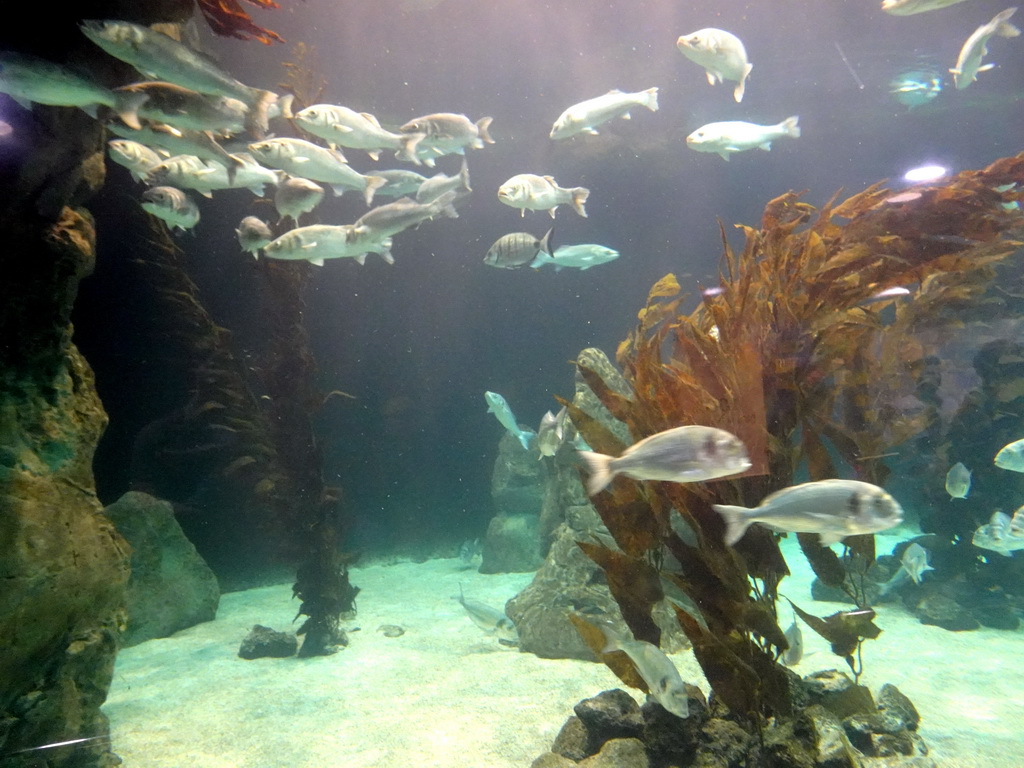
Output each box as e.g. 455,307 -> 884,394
702,286 -> 724,298
903,164 -> 947,183
0,120 -> 12,139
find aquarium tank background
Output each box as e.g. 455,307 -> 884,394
1,1 -> 1023,767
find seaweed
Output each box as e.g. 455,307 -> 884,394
197,0 -> 286,45
575,154 -> 1024,718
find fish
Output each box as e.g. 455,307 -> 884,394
262,224 -> 394,267
686,117 -> 800,161
458,538 -> 482,565
80,19 -> 280,136
781,619 -> 803,666
536,407 -> 570,458
107,121 -> 238,171
497,174 -> 589,218
676,29 -> 754,102
945,461 -> 972,499
140,186 -> 200,231
274,177 -> 325,225
972,510 -> 1024,556
0,51 -> 145,127
532,244 -> 620,271
415,159 -> 471,204
950,8 -> 1020,90
1011,506 -> 1024,537
247,138 -> 386,205
107,139 -> 166,182
236,216 -> 273,255
578,425 -> 751,496
351,191 -> 459,240
994,437 -> 1024,471
712,479 -> 905,547
398,112 -> 494,164
882,0 -> 975,14
900,542 -> 934,584
147,153 -> 280,197
484,391 -> 535,451
888,70 -> 942,109
549,88 -> 659,140
483,228 -> 554,269
597,624 -> 690,719
293,103 -> 423,161
454,584 -> 518,644
374,169 -> 430,199
113,81 -> 250,136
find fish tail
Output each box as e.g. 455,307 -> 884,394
712,504 -> 754,547
994,8 -> 1020,37
643,87 -> 659,112
570,187 -> 590,218
781,115 -> 800,139
476,116 -> 495,144
517,430 -> 534,451
597,623 -> 623,655
246,89 -> 276,139
397,132 -> 425,164
458,158 -> 472,193
539,227 -> 554,256
578,450 -> 615,495
114,90 -> 148,131
278,92 -> 295,120
734,62 -> 753,103
363,175 -> 387,206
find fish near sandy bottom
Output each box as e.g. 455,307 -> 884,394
712,479 -> 904,547
597,624 -> 690,719
675,28 -> 753,102
578,425 -> 751,496
945,461 -> 971,499
972,510 -> 1024,556
781,619 -> 803,666
454,585 -> 518,644
900,542 -> 934,584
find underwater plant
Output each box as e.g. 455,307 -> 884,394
569,153 -> 1024,719
197,0 -> 286,44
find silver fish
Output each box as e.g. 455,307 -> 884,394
262,224 -> 393,267
415,158 -> 471,204
293,103 -> 423,161
676,28 -> 753,102
883,0 -> 975,14
247,138 -> 386,205
1011,506 -> 1024,537
549,88 -> 659,139
484,391 -> 534,451
972,510 -> 1024,556
352,191 -> 459,240
236,216 -> 272,255
107,139 -> 165,182
532,243 -> 619,271
458,538 -> 482,565
900,542 -> 934,584
483,228 -> 553,269
686,117 -> 800,161
579,425 -> 750,496
147,153 -> 280,197
945,461 -> 972,499
140,186 -> 200,231
598,624 -> 690,719
498,174 -> 589,218
994,437 -> 1024,471
107,121 -> 238,171
455,585 -> 518,644
950,7 -> 1020,90
713,479 -> 904,547
114,81 -> 250,136
398,112 -> 494,165
375,169 -> 430,199
781,619 -> 803,666
536,406 -> 569,458
274,177 -> 325,225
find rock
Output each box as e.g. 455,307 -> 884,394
877,684 -> 920,731
573,689 -> 645,744
640,685 -> 707,767
491,430 -> 547,518
551,715 -> 592,761
693,717 -> 752,768
915,594 -> 980,631
803,670 -> 877,720
531,752 -> 579,768
104,491 -> 220,646
238,625 -> 298,659
800,704 -> 851,767
479,512 -> 543,573
577,738 -> 649,768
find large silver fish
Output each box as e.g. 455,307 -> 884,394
107,139 -> 165,182
114,81 -> 250,135
994,436 -> 1024,471
247,138 -> 386,204
236,216 -> 273,256
536,406 -> 569,458
483,228 -> 553,269
944,461 -> 972,499
713,479 -> 904,547
415,159 -> 471,204
598,624 -> 690,719
579,425 -> 750,496
293,103 -> 423,161
549,88 -> 659,140
140,186 -> 200,231
900,542 -> 934,584
498,174 -> 589,218
972,510 -> 1024,556
686,117 -> 800,161
532,244 -> 619,271
147,153 -> 280,197
950,7 -> 1020,90
484,391 -> 534,451
108,121 -> 238,172
274,178 -> 324,225
398,112 -> 494,165
262,224 -> 393,267
676,28 -> 753,102
352,191 -> 459,240
882,0 -> 975,14
781,619 -> 803,666
454,585 -> 518,644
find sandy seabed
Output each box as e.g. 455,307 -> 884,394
104,534 -> 1024,768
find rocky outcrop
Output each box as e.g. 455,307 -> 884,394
104,491 -> 220,646
480,432 -> 548,574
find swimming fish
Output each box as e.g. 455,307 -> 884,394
900,542 -> 934,584
597,624 -> 690,719
882,0 -> 975,14
994,437 -> 1024,471
1011,506 -> 1024,537
972,510 -> 1024,556
247,138 -> 386,204
781,619 -> 803,666
352,191 -> 460,240
498,174 -> 589,218
147,153 -> 280,197
532,244 -> 619,271
945,461 -> 972,499
107,121 -> 238,171
415,159 -> 471,204
107,139 -> 165,182
454,584 -> 518,644
483,228 -> 553,269
484,391 -> 534,451
686,117 -> 800,161
889,70 -> 942,109
549,88 -> 659,140
262,224 -> 394,267
114,81 -> 250,136
274,177 -> 325,225
713,479 -> 905,547
293,103 -> 423,161
375,169 -> 430,199
236,216 -> 273,255
458,538 -> 482,565
140,186 -> 200,231
579,425 -> 750,496
398,112 -> 494,165
950,7 -> 1020,90
536,406 -> 569,458
676,28 -> 753,102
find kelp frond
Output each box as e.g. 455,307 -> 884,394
197,0 -> 286,45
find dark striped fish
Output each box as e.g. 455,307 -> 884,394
483,227 -> 552,269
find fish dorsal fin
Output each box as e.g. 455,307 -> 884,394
360,112 -> 381,127
605,89 -> 624,95
331,123 -> 354,133
309,258 -> 325,267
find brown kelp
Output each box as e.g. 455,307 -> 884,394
197,0 -> 286,44
571,154 -> 1024,718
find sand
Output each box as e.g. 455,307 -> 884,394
104,535 -> 1023,767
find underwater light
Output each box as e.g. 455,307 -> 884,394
0,120 -> 12,139
702,286 -> 724,298
903,164 -> 947,183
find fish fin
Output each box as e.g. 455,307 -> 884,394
759,142 -> 773,151
363,175 -> 387,206
819,531 -> 845,546
539,227 -> 554,255
330,185 -> 347,196
578,450 -> 615,496
622,112 -> 632,120
248,186 -> 265,196
570,187 -> 589,218
517,430 -> 534,451
367,150 -> 381,161
12,96 -> 33,111
199,190 -> 214,199
977,63 -> 996,73
583,127 -> 599,135
354,253 -> 367,265
458,158 -> 472,192
278,93 -> 294,120
718,151 -> 731,161
712,504 -> 754,546
360,112 -> 381,127
114,90 -> 147,130
643,87 -> 659,111
331,122 -> 354,133
377,248 -> 395,265
476,116 -> 495,144
734,62 -> 753,102
705,70 -> 717,86
520,208 -> 526,218
782,116 -> 800,138
397,131 -> 425,164
309,258 -> 325,267
548,207 -> 557,219
597,624 -> 623,655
